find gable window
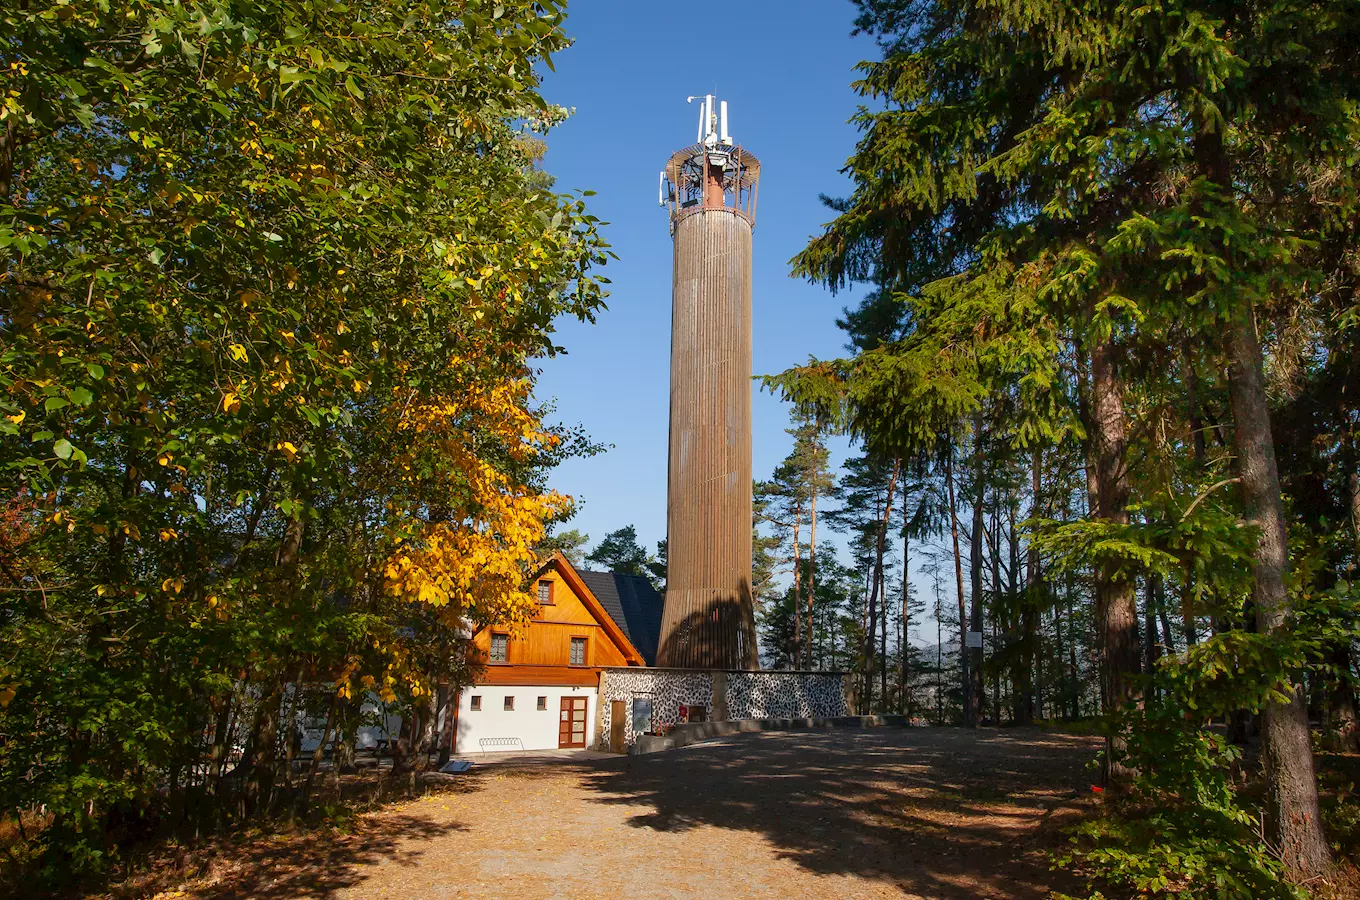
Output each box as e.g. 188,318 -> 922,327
504,696 -> 514,711
490,633 -> 509,663
470,695 -> 481,711
570,636 -> 587,666
537,696 -> 547,710
537,580 -> 553,605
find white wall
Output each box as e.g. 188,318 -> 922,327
455,684 -> 597,753
298,691 -> 403,752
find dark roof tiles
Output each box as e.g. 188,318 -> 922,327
576,570 -> 663,666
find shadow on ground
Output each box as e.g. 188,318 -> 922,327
190,812 -> 467,900
579,727 -> 1102,900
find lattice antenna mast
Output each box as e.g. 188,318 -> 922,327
658,94 -> 759,230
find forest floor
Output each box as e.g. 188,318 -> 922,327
130,727 -> 1109,900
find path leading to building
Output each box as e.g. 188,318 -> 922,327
192,728 -> 1104,900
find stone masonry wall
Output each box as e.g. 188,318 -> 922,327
597,668 -> 847,749
725,672 -> 847,721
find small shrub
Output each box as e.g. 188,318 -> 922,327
1054,708 -> 1306,900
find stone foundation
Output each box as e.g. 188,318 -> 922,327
596,668 -> 848,749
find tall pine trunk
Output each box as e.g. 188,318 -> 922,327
945,445 -> 972,726
862,460 -> 899,714
1089,337 -> 1140,724
806,466 -> 819,669
792,517 -> 802,667
1227,306 -> 1331,875
1330,461 -> 1360,751
1017,449 -> 1041,725
969,411 -> 986,725
989,504 -> 1002,723
901,486 -> 911,717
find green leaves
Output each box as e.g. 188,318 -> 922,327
0,0 -> 607,877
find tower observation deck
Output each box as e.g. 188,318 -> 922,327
656,95 -> 760,670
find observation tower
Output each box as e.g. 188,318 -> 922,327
655,95 -> 760,670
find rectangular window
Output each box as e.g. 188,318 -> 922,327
490,633 -> 508,663
537,580 -> 553,605
537,696 -> 547,711
570,636 -> 587,666
470,695 -> 481,711
504,696 -> 514,711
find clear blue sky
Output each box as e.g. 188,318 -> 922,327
535,1 -> 874,560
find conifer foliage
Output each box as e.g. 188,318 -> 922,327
772,0 -> 1360,890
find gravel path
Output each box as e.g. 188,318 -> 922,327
190,727 -> 1103,900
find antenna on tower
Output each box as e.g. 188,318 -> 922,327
665,95 -> 758,226
687,94 -> 734,147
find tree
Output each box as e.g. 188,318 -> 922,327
538,528 -> 590,567
776,0 -> 1360,883
756,409 -> 835,667
585,526 -> 653,579
648,539 -> 668,592
0,0 -> 609,876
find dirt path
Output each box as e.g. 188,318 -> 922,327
186,727 -> 1103,900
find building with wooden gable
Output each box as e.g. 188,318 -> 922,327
451,552 -> 663,753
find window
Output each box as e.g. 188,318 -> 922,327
570,636 -> 587,666
490,633 -> 508,663
470,695 -> 481,711
503,696 -> 514,711
537,580 -> 553,605
537,696 -> 547,711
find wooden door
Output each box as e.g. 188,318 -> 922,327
558,697 -> 588,749
610,700 -> 626,753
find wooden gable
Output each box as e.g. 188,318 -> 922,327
470,552 -> 645,685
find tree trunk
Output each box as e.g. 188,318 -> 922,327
301,690 -> 339,813
436,683 -> 455,767
1227,303 -> 1331,876
1325,448 -> 1360,751
1184,342 -> 1208,465
792,517 -> 802,668
935,588 -> 944,724
1158,605 -> 1176,657
945,446 -> 972,726
244,684 -> 282,815
880,554 -> 889,710
969,411 -> 986,725
1089,337 -> 1140,719
1325,647 -> 1360,753
862,460 -> 899,714
246,513 -> 307,814
992,503 -> 1005,722
901,486 -> 911,717
1144,575 -> 1163,702
807,454 -> 820,669
1017,449 -> 1041,726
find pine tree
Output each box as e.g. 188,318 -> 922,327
776,0 -> 1360,878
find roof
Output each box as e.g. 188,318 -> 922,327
575,569 -> 664,667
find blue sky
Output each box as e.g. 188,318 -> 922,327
534,1 -> 875,562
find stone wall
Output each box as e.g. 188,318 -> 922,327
597,668 -> 847,749
725,672 -> 847,721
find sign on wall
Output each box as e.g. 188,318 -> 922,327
631,697 -> 653,735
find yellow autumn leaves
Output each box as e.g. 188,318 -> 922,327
382,377 -> 564,628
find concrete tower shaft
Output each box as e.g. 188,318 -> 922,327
656,96 -> 760,669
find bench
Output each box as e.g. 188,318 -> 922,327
478,737 -> 525,753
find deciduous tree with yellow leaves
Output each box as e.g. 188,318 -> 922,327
0,0 -> 608,881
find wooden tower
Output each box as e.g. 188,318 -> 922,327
656,95 -> 760,669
